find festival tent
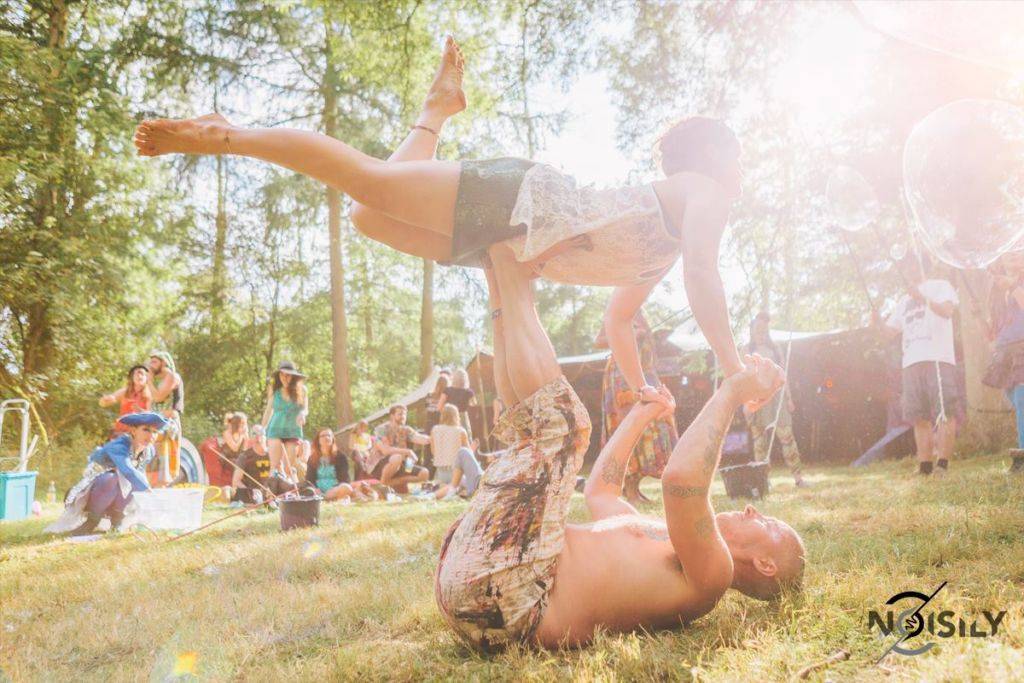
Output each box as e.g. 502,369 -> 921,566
464,350 -> 612,451
339,323 -> 899,466
664,322 -> 899,464
337,367 -> 443,435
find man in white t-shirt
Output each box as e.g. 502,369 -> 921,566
877,254 -> 960,475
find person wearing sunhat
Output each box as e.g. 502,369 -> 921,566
46,412 -> 169,536
260,360 -> 309,483
148,350 -> 184,484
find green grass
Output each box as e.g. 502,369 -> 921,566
2,455 -> 1023,682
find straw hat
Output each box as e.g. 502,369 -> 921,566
275,360 -> 306,378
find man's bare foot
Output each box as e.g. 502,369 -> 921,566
421,35 -> 466,125
133,112 -> 233,157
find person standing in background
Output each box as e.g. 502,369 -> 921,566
744,312 -> 807,487
438,369 -> 476,439
985,251 -> 1024,473
426,371 -> 451,433
876,254 -> 960,476
597,313 -> 679,504
148,351 -> 184,484
261,360 -> 309,482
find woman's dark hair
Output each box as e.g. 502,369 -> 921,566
124,364 -> 150,400
307,427 -> 337,474
272,370 -> 303,403
656,116 -> 740,178
432,374 -> 450,400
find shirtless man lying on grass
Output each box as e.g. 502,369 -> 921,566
435,244 -> 805,651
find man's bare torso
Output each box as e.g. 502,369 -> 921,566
534,514 -> 726,648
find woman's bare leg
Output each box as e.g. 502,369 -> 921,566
488,243 -> 561,400
350,36 -> 467,260
136,115 -> 460,237
268,439 -> 283,476
281,440 -> 299,480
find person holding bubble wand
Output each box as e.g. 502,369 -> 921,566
874,250 -> 960,476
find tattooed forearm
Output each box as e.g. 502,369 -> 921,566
701,423 -> 726,476
664,483 -> 709,499
601,456 -> 627,485
694,516 -> 713,540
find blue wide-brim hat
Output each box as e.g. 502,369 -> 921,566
117,412 -> 170,429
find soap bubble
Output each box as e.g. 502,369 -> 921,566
301,537 -> 325,559
826,165 -> 880,232
903,99 -> 1024,269
855,1 -> 1024,74
172,652 -> 198,677
889,243 -> 908,262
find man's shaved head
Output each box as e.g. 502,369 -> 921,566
716,505 -> 806,601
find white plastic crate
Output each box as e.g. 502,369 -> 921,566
125,488 -> 204,531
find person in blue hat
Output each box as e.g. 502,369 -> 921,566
46,412 -> 169,536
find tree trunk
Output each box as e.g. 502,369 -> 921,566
211,153 -> 228,332
22,0 -> 69,397
420,258 -> 434,380
519,8 -> 536,158
265,277 -> 280,388
323,35 -> 354,426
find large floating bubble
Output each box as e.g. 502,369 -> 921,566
826,165 -> 880,232
903,99 -> 1024,269
855,1 -> 1024,73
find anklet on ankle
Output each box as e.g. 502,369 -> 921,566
412,124 -> 439,136
224,129 -> 233,155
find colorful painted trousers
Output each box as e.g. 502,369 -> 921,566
435,376 -> 590,652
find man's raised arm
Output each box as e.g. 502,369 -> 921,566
661,355 -> 784,590
584,388 -> 675,521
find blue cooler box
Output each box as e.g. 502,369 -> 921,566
0,471 -> 38,521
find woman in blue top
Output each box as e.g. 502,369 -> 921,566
46,412 -> 168,536
305,428 -> 377,502
261,360 -> 309,483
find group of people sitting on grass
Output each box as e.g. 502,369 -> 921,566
202,399 -> 487,507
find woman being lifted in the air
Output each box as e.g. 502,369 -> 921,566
134,36 -> 746,401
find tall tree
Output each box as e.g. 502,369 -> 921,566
420,259 -> 435,380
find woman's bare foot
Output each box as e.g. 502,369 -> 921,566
133,112 -> 234,157
420,35 -> 466,126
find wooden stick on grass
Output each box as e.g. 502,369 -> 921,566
794,649 -> 850,681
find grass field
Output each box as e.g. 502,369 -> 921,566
2,455 -> 1023,682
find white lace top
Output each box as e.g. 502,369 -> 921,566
507,163 -> 681,286
430,424 -> 465,469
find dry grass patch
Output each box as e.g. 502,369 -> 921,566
1,454 -> 1022,681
